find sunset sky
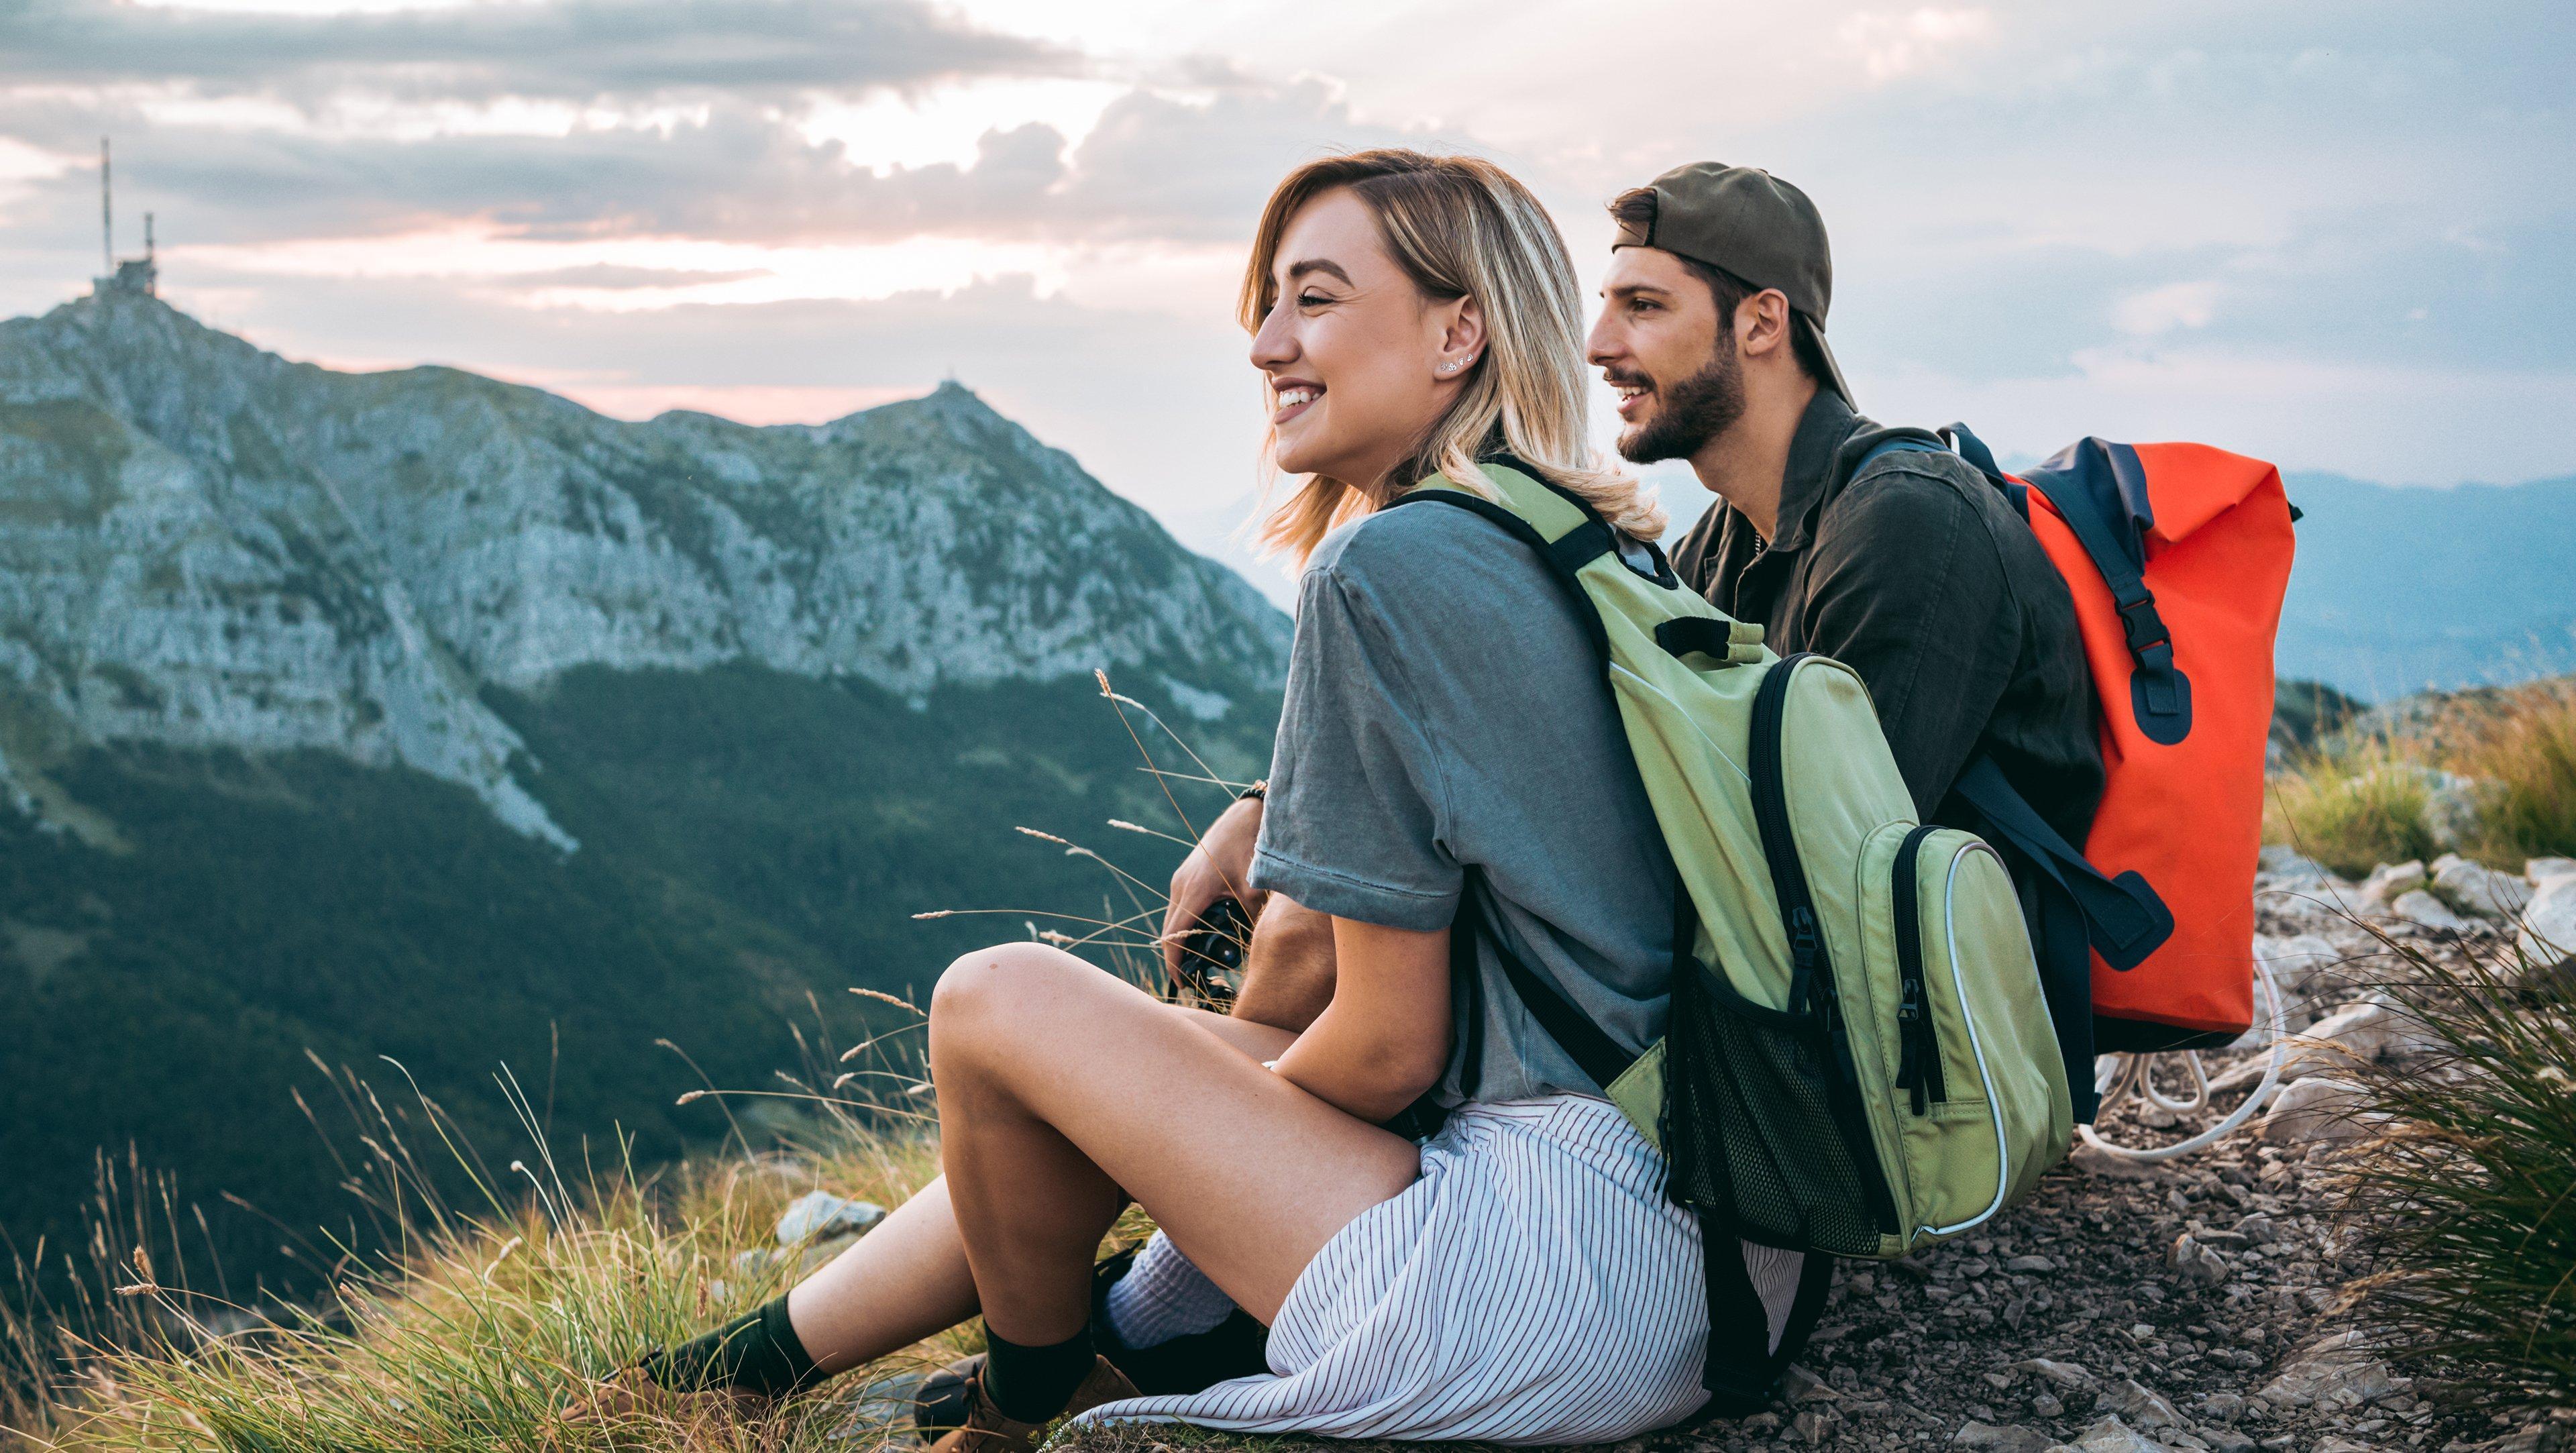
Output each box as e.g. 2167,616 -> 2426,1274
3,0 -> 2568,594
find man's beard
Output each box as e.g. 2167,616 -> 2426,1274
1615,345 -> 1746,464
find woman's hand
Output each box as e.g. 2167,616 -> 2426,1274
1161,796 -> 1269,982
1271,916 -> 1451,1124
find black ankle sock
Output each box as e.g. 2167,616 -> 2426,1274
981,1324 -> 1095,1423
641,1295 -> 819,1397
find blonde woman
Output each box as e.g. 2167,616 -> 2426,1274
572,150 -> 1792,1448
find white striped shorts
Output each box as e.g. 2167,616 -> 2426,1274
1071,1093 -> 1794,1446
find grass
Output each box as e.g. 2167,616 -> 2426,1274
2339,934 -> 2576,1412
2,673 -> 1239,1453
2,1043 -> 981,1453
2266,677 -> 2576,877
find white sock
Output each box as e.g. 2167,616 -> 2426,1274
1104,1230 -> 1236,1348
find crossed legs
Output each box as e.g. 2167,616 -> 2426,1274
782,941 -> 1419,1373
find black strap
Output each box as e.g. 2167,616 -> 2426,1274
1951,757 -> 2169,970
1463,871 -> 1635,1094
1654,616 -> 1752,665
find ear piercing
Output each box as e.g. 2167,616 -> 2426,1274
1441,356 -> 1477,374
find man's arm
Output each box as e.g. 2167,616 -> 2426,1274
1799,470 -> 2019,814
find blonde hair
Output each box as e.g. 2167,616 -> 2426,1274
1241,149 -> 1666,567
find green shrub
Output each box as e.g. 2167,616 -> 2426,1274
2265,740 -> 2440,877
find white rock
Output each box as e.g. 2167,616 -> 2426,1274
2257,845 -> 2334,883
2098,1378 -> 2185,1430
2389,889 -> 2469,932
2526,857 -> 2576,885
2013,1357 -> 2098,1391
2068,1415 -> 2167,1453
775,1191 -> 888,1246
2520,875 -> 2576,972
2253,932 -> 2344,993
1954,1421 -> 2055,1453
2168,1233 -> 2229,1285
2357,860 -> 2426,908
2257,1330 -> 2408,1409
2432,857 -> 2532,919
2259,1077 -> 2377,1144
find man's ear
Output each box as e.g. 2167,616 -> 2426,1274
1737,288 -> 1794,362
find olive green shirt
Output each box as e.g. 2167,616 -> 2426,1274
1670,391 -> 2104,847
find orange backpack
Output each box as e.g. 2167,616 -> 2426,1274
1868,429 -> 2297,1114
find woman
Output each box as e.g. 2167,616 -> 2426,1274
573,149 -> 1790,1449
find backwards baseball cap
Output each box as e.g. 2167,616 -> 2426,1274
1611,162 -> 1853,408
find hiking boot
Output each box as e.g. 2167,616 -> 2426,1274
922,1354 -> 1138,1453
549,1365 -> 772,1444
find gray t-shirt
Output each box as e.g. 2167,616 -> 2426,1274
1248,498 -> 1678,1106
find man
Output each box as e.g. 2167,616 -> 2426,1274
1586,161 -> 2102,848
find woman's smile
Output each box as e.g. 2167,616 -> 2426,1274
1272,378 -> 1326,426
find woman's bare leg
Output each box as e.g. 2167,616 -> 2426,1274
784,997 -> 1305,1370
930,943 -> 1419,1342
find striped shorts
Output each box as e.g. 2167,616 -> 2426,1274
1072,1094 -> 1802,1445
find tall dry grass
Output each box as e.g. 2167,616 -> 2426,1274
3,672 -> 1244,1452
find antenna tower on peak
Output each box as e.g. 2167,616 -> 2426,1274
93,138 -> 160,299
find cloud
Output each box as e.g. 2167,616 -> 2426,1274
0,0 -> 1075,106
2112,280 -> 2218,336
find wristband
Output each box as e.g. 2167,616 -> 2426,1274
1237,780 -> 1267,802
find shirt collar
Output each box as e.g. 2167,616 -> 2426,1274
1763,388 -> 1865,557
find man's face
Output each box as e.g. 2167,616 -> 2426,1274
1587,246 -> 1744,464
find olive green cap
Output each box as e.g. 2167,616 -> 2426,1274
1612,162 -> 1853,407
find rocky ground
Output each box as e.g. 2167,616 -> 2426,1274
1055,850 -> 2576,1453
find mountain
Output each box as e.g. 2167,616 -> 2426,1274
0,291 -> 1289,1290
2272,471 -> 2576,701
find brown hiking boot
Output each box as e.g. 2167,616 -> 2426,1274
924,1355 -> 1140,1453
549,1365 -> 773,1445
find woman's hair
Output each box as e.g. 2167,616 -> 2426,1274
1242,149 -> 1667,567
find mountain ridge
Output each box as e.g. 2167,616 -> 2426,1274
0,291 -> 1289,849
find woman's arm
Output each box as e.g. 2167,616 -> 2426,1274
1268,915 -> 1451,1122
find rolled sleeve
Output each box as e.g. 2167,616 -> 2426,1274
1246,563 -> 1463,930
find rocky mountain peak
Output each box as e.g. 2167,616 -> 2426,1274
0,297 -> 1289,849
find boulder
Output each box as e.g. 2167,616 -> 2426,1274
2527,857 -> 2576,885
2259,1077 -> 2377,1144
2356,859 -> 2425,908
2389,889 -> 2469,932
2519,874 -> 2576,972
775,1190 -> 888,1246
2431,854 -> 2532,918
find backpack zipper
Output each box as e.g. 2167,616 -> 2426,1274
1749,655 -> 1901,1236
1891,822 -> 1948,1115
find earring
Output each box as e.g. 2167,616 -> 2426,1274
1440,362 -> 1456,373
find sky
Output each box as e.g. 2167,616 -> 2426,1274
3,0 -> 2571,600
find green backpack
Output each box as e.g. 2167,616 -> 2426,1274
1387,459 -> 2072,1405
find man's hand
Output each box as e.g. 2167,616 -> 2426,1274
1162,795 -> 1268,983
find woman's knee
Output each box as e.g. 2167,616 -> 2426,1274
928,941 -> 1097,1055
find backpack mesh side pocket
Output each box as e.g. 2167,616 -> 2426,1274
1664,958 -> 1888,1257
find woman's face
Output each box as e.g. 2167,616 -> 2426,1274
1249,187 -> 1479,491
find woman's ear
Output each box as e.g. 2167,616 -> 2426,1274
1434,294 -> 1487,379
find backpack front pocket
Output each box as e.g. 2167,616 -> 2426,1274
1664,948 -> 1898,1258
